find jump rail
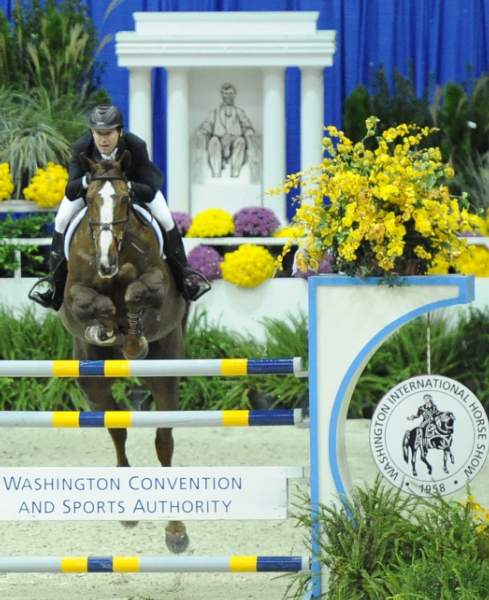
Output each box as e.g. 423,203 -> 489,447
0,358 -> 304,378
0,555 -> 310,573
0,409 -> 303,428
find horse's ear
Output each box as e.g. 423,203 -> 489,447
80,152 -> 97,173
117,149 -> 131,172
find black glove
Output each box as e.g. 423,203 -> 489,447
84,172 -> 92,186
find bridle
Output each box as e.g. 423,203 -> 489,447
87,174 -> 130,245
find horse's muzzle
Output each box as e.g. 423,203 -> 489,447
98,263 -> 118,279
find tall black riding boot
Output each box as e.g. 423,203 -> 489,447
28,232 -> 67,311
164,228 -> 211,301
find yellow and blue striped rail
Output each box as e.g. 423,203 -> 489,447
0,358 -> 303,378
0,409 -> 303,428
0,555 -> 309,573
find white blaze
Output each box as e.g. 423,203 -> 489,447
98,181 -> 115,270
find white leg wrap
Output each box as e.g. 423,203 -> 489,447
54,196 -> 85,233
145,190 -> 175,232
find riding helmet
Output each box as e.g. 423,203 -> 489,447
88,105 -> 124,131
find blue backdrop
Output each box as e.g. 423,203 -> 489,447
2,0 -> 489,216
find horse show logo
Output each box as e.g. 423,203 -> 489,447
369,375 -> 489,497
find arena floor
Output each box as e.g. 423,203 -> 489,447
0,421 -> 487,600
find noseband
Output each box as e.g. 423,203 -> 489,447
87,175 -> 130,242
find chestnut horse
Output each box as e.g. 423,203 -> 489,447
59,153 -> 189,553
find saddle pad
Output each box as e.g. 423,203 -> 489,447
64,204 -> 164,260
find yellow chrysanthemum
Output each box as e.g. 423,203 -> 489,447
273,225 -> 303,239
0,163 -> 14,201
186,208 -> 234,237
220,244 -> 275,287
23,163 -> 68,208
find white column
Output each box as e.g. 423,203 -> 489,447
300,67 -> 324,174
128,67 -> 153,157
262,68 -> 286,223
167,68 -> 189,212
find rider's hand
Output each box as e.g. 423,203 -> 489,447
82,172 -> 92,188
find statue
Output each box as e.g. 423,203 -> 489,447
195,83 -> 260,180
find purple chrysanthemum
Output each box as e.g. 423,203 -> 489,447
187,245 -> 223,280
233,207 -> 280,237
172,211 -> 192,236
294,253 -> 335,278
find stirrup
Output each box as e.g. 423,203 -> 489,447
28,277 -> 55,308
182,269 -> 211,301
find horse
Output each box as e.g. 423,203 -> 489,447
59,152 -> 189,553
402,411 -> 455,477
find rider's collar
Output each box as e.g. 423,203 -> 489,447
100,148 -> 118,161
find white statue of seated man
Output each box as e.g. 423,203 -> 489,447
197,82 -> 256,178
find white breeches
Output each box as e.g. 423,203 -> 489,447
54,197 -> 85,233
145,191 -> 175,231
54,191 -> 175,234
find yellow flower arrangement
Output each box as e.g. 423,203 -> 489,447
454,244 -> 489,277
221,244 -> 276,287
0,163 -> 14,201
272,117 -> 480,277
23,163 -> 68,208
186,208 -> 234,238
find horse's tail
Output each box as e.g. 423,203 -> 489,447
402,431 -> 410,463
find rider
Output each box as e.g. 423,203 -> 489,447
30,104 -> 210,310
408,393 -> 442,438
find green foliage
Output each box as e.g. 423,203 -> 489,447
0,0 -> 111,103
343,69 -> 489,212
435,76 -> 489,211
287,480 -> 489,600
351,309 -> 489,418
0,214 -> 53,237
343,68 -> 435,144
0,305 -> 488,416
0,86 -> 87,195
254,314 -> 308,407
181,311 -> 264,410
0,215 -> 53,275
0,1 -> 116,196
0,306 -> 87,410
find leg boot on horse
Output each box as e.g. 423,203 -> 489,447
28,231 -> 67,311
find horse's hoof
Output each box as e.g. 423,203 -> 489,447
121,520 -> 139,528
165,530 -> 190,554
123,335 -> 148,359
85,324 -> 116,346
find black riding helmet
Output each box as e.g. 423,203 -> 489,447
88,105 -> 123,131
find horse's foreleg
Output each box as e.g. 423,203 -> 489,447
123,270 -> 165,359
68,284 -> 118,346
420,450 -> 432,475
411,449 -> 418,477
154,426 -> 189,553
144,362 -> 189,555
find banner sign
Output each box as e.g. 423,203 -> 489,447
0,466 -> 302,521
369,375 -> 489,497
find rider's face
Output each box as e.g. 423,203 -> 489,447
92,129 -> 120,156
